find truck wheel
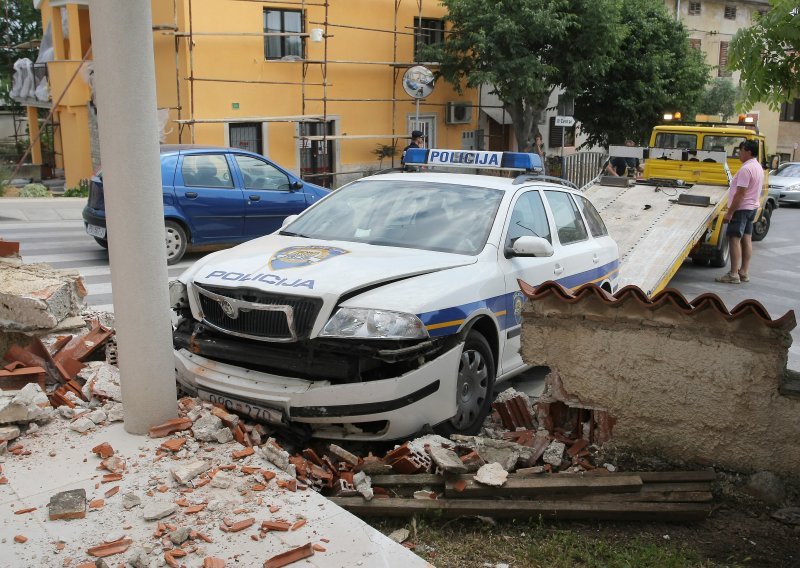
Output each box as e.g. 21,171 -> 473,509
709,232 -> 730,268
752,205 -> 772,242
165,220 -> 188,265
435,331 -> 495,437
691,257 -> 709,267
93,237 -> 109,249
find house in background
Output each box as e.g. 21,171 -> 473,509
11,0 -> 483,189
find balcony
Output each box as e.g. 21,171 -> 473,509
9,62 -> 52,109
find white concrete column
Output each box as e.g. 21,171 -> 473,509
89,0 -> 177,434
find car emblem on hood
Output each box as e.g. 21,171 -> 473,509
269,245 -> 349,270
219,299 -> 238,319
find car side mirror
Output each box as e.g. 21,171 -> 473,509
507,235 -> 554,258
281,214 -> 299,228
291,180 -> 303,191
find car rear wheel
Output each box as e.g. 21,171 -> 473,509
435,331 -> 495,437
752,204 -> 772,242
165,220 -> 188,265
93,236 -> 109,249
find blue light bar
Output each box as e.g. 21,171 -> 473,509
404,148 -> 542,171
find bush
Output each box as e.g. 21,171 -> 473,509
0,185 -> 6,197
62,179 -> 89,198
20,183 -> 52,198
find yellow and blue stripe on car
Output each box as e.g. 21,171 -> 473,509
418,260 -> 619,337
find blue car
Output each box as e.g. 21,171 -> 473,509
82,145 -> 329,264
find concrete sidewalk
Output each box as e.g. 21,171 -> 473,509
0,198 -> 86,222
0,419 -> 429,568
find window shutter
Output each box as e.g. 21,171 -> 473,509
718,42 -> 732,77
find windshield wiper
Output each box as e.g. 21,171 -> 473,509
278,230 -> 309,238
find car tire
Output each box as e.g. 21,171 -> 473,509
165,220 -> 188,265
709,231 -> 730,268
434,331 -> 495,437
752,204 -> 772,242
691,257 -> 709,267
93,236 -> 109,249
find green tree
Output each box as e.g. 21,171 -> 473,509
421,0 -> 622,152
729,0 -> 800,110
698,78 -> 740,121
0,0 -> 42,106
573,0 -> 708,148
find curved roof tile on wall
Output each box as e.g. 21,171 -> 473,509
517,280 -> 797,332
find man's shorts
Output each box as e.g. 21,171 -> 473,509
726,209 -> 757,237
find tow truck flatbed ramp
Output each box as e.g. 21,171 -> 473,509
584,179 -> 728,296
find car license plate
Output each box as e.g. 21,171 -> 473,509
197,389 -> 284,424
86,224 -> 107,239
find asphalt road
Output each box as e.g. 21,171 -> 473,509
1,197 -> 798,369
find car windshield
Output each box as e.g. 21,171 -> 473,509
281,179 -> 504,255
774,164 -> 800,178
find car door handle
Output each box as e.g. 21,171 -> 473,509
593,254 -> 600,264
184,192 -> 198,199
248,195 -> 261,202
554,264 -> 564,275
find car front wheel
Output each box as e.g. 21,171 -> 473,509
435,331 -> 495,437
93,236 -> 109,249
165,220 -> 188,265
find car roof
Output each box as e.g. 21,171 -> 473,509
159,144 -> 263,156
354,172 -> 579,195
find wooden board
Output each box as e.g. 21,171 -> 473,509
444,474 -> 643,499
533,490 -> 713,503
584,181 -> 728,295
370,474 -> 444,488
330,497 -> 712,522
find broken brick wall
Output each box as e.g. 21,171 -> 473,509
519,287 -> 800,475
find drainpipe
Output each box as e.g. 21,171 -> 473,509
676,0 -> 681,20
88,0 -> 177,434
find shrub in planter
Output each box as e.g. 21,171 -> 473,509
20,183 -> 52,198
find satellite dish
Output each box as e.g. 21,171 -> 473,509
403,66 -> 435,99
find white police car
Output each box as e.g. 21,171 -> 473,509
170,149 -> 620,440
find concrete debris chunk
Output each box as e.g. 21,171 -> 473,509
353,471 -> 373,501
0,383 -> 51,424
171,459 -> 211,485
169,527 -> 191,545
388,528 -> 410,543
543,441 -> 566,467
428,446 -> 468,473
48,488 -> 87,521
407,434 -> 452,455
122,492 -> 141,510
0,261 -> 87,331
0,425 -> 21,442
214,427 -> 234,444
69,416 -> 96,433
126,547 -> 150,568
142,500 -> 177,521
257,438 -> 296,477
210,471 -> 233,489
104,402 -> 124,422
85,408 -> 107,425
79,362 -> 122,402
474,462 -> 509,487
191,412 -> 225,442
329,443 -> 360,467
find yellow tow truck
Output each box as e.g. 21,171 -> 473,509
582,122 -> 771,296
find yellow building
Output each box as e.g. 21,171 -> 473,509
17,0 -> 483,188
663,0 -> 779,154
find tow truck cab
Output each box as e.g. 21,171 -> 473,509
644,124 -> 772,245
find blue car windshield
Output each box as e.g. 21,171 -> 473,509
282,180 -> 504,255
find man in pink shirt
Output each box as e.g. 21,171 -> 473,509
715,140 -> 764,284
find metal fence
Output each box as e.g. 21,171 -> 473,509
561,151 -> 608,191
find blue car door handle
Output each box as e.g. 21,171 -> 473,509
248,195 -> 261,202
184,192 -> 198,199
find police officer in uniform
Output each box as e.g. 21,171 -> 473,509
401,130 -> 425,167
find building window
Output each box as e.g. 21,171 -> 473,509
780,99 -> 800,122
724,5 -> 737,19
689,38 -> 702,50
549,116 -> 575,148
688,1 -> 701,15
718,42 -> 732,77
264,9 -> 304,60
414,17 -> 444,62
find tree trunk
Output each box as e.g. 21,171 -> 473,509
505,93 -> 549,153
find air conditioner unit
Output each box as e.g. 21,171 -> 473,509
446,102 -> 473,124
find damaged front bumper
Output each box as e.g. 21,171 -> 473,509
174,344 -> 461,440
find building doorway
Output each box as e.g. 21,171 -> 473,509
229,122 -> 263,155
299,121 -> 335,188
407,114 -> 437,149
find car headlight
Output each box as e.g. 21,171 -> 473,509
320,308 -> 429,339
169,280 -> 189,310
